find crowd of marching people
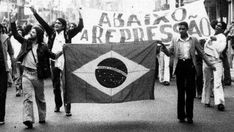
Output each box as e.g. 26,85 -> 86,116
0,5 -> 234,129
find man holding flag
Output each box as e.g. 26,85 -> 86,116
158,21 -> 215,124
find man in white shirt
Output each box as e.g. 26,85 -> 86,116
29,7 -> 84,116
159,21 -> 215,124
201,21 -> 227,111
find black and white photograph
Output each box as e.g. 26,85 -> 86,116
0,0 -> 234,131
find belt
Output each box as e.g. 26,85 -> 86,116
24,67 -> 37,72
179,58 -> 192,62
24,67 -> 37,76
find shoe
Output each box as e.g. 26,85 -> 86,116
196,94 -> 202,99
178,119 -> 185,123
39,120 -> 46,124
23,121 -> 33,128
210,94 -> 214,98
205,103 -> 211,107
54,107 -> 60,112
0,121 -> 5,125
187,118 -> 193,124
163,81 -> 170,86
16,91 -> 21,97
218,104 -> 225,111
224,81 -> 231,86
66,112 -> 72,117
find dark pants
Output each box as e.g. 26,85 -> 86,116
222,51 -> 231,85
175,59 -> 196,120
0,64 -> 8,121
51,61 -> 70,113
195,55 -> 203,97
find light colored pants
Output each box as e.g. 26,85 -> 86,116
22,69 -> 46,123
13,62 -> 23,91
201,61 -> 225,105
157,51 -> 170,82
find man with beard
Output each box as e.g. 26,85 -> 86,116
10,12 -> 61,128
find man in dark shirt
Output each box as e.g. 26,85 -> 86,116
0,24 -> 14,125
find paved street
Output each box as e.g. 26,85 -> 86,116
1,78 -> 234,132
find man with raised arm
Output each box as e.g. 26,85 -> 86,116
29,6 -> 84,116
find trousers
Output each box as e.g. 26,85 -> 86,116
175,59 -> 196,120
202,61 -> 225,105
0,64 -> 8,121
157,51 -> 170,82
22,68 -> 46,123
51,61 -> 71,113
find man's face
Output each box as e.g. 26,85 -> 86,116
54,20 -> 64,31
17,30 -> 23,36
28,28 -> 37,41
1,22 -> 7,28
215,22 -> 224,34
178,25 -> 188,37
69,24 -> 75,30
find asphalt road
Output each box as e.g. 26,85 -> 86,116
1,79 -> 234,132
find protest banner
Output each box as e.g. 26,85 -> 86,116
72,0 -> 213,44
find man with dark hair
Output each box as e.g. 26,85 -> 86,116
157,21 -> 215,124
202,21 -> 227,111
10,12 -> 61,128
210,20 -> 218,30
30,6 -> 84,116
0,23 -> 14,125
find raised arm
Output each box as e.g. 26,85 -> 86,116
67,11 -> 84,38
30,6 -> 54,35
10,12 -> 25,44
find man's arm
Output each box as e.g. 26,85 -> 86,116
194,37 -> 216,70
155,40 -> 174,57
67,11 -> 84,38
43,44 -> 61,60
10,12 -> 25,44
6,38 -> 15,62
30,6 -> 54,35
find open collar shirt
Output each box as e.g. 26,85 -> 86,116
177,36 -> 192,60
